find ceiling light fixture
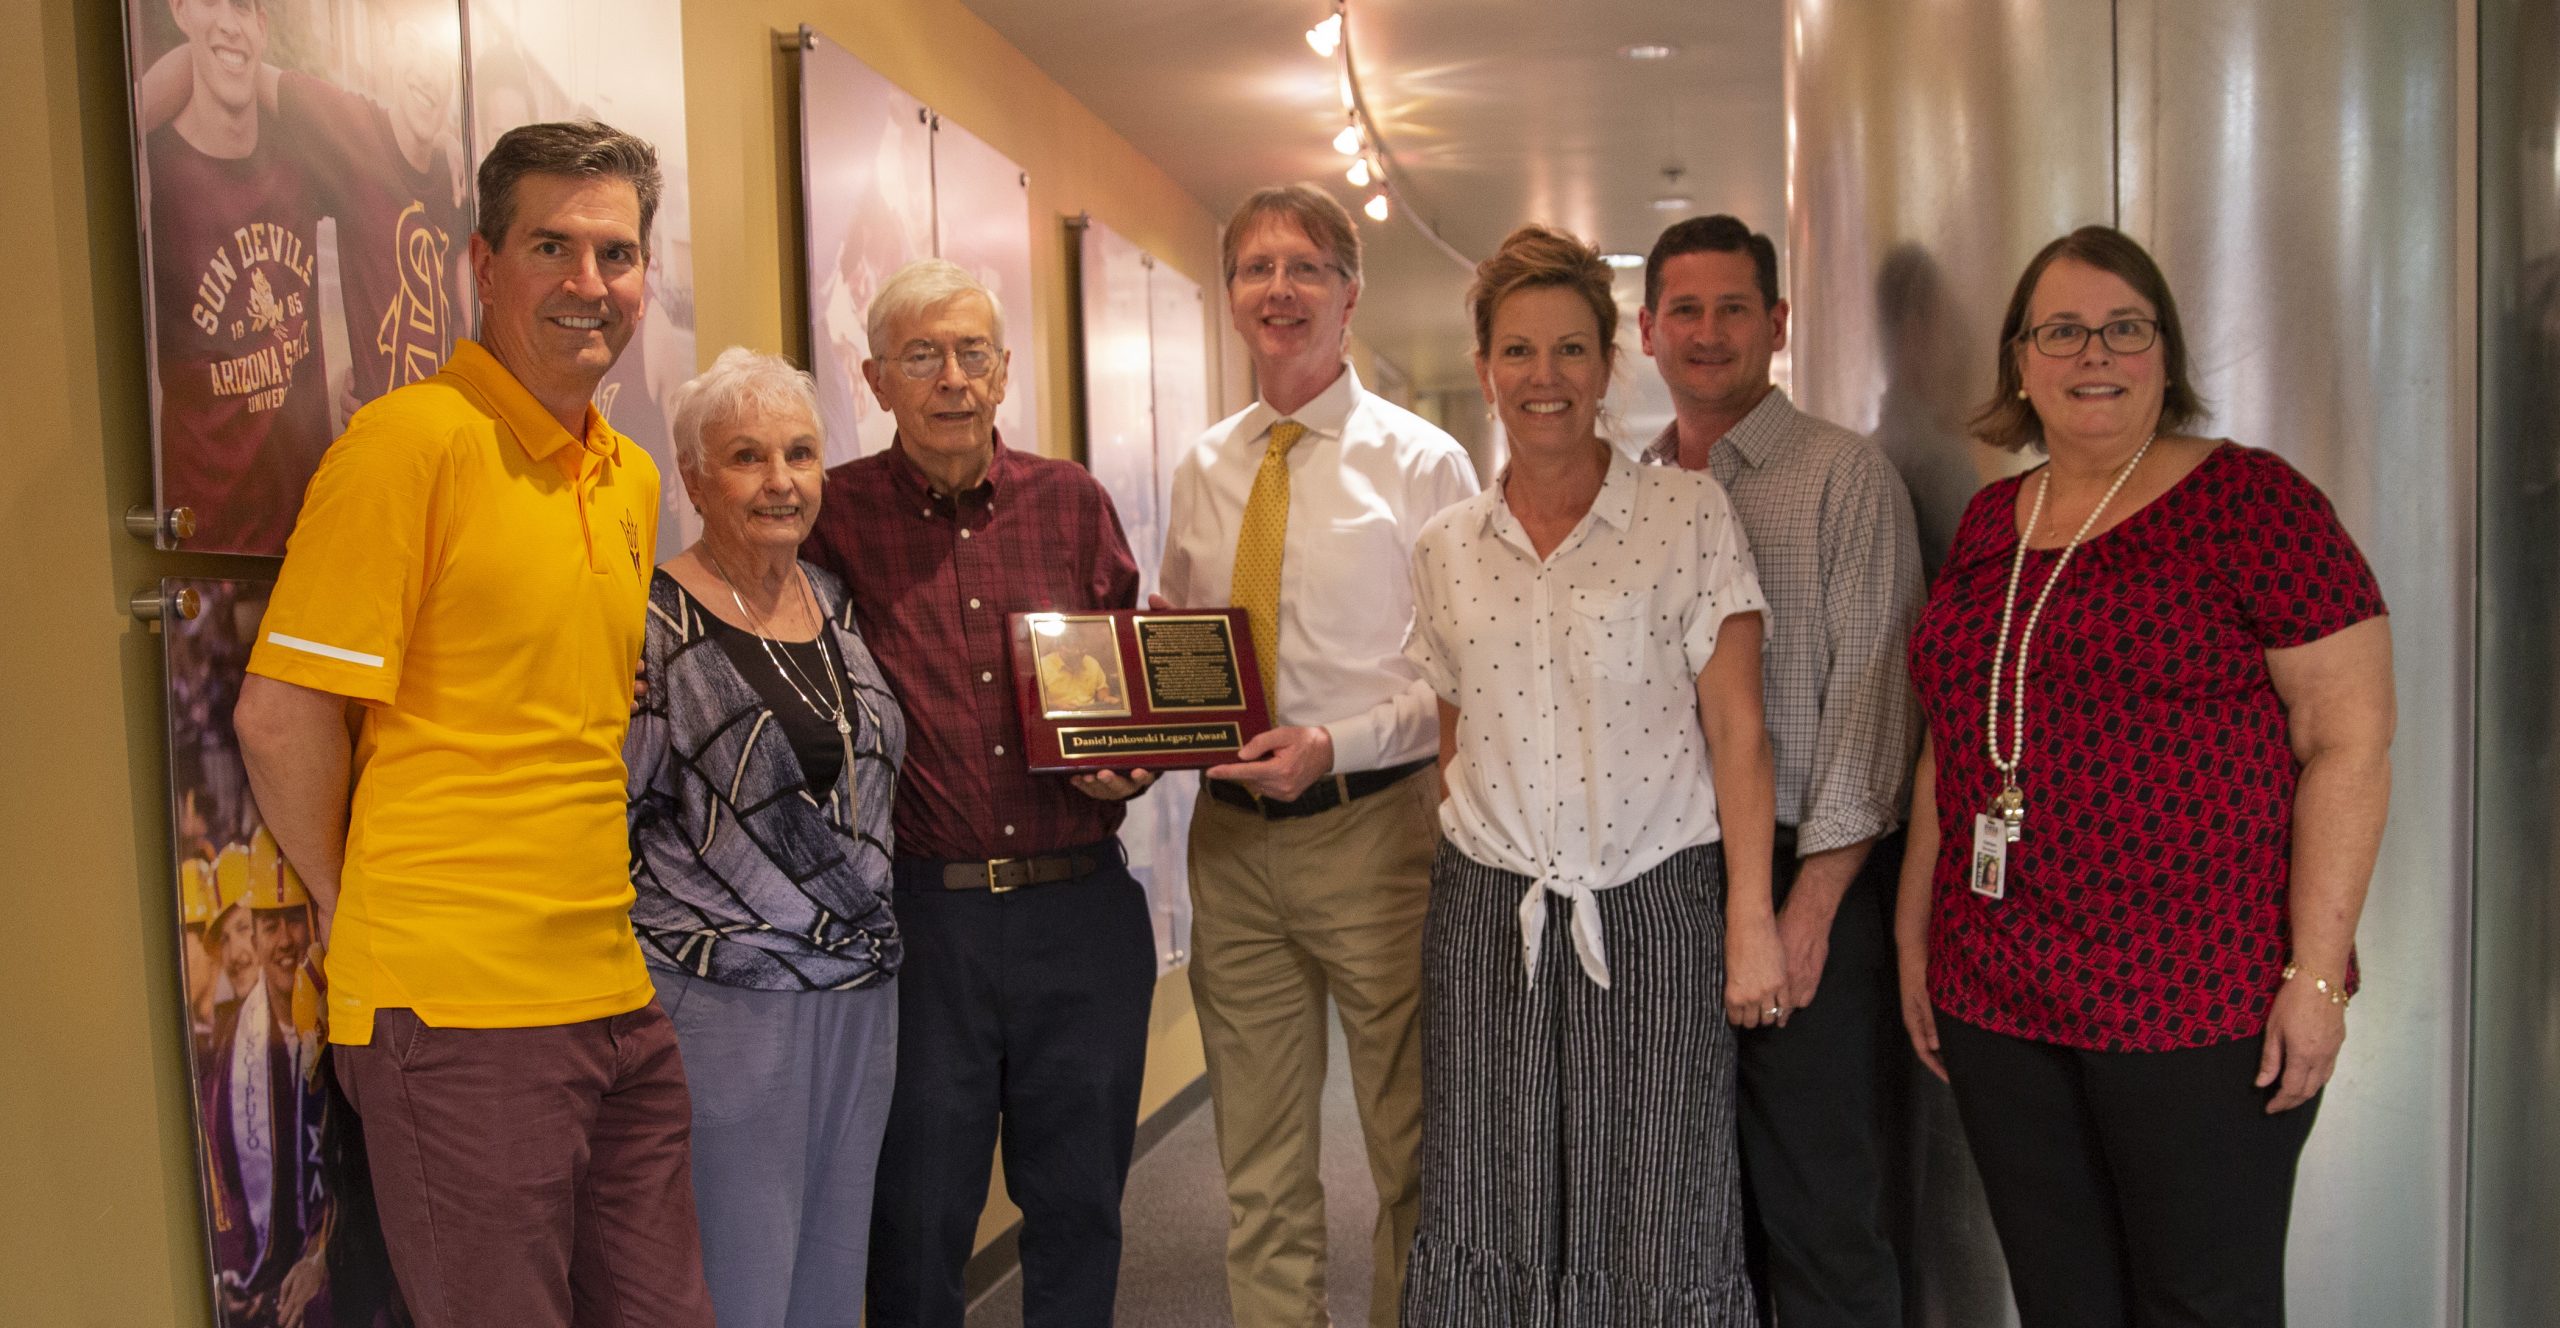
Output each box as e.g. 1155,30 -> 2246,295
1618,42 -> 1678,61
1306,14 -> 1343,58
1650,166 -> 1694,215
1602,252 -> 1646,269
1305,2 -> 1474,271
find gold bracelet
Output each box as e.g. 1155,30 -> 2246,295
2281,962 -> 2352,1008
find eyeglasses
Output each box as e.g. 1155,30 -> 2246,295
1233,257 -> 1346,289
894,343 -> 1001,380
2020,318 -> 2160,357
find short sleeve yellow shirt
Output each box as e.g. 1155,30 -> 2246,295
1039,652 -> 1113,709
247,340 -> 660,1045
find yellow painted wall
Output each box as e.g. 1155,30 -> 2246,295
680,0 -> 1248,450
3,2 -> 245,1323
1,1 -> 1227,1319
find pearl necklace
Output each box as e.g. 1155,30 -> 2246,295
1983,432 -> 2155,841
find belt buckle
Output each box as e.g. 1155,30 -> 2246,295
985,856 -> 1019,893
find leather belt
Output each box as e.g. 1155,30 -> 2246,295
921,850 -> 1102,893
1206,758 -> 1433,822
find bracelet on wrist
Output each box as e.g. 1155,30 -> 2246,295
2281,961 -> 2352,1008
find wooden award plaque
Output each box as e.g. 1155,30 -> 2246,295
1009,608 -> 1271,773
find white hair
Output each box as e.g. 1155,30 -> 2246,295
865,258 -> 1006,360
666,347 -> 822,477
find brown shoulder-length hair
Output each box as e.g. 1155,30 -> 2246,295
1467,224 -> 1618,365
1972,225 -> 2206,452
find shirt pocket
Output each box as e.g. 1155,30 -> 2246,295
1567,588 -> 1648,682
1298,512 -> 1411,616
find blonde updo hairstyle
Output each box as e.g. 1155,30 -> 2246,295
1466,224 -> 1620,370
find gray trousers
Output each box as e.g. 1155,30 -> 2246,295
651,970 -> 899,1328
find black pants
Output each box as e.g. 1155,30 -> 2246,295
1934,1014 -> 2321,1328
1733,831 -> 1903,1328
866,844 -> 1157,1328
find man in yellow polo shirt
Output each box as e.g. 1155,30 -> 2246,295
235,120 -> 714,1328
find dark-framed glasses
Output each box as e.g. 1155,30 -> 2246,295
1233,257 -> 1344,289
895,343 -> 1001,380
2021,317 -> 2160,357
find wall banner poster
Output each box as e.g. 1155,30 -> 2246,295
162,577 -> 405,1327
123,0 -> 473,557
798,30 -> 936,463
931,114 -> 1042,456
1075,217 -> 1216,973
467,0 -> 701,558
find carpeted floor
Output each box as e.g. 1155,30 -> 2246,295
968,1015 -> 1382,1327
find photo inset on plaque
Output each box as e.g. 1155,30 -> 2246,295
1030,614 -> 1132,718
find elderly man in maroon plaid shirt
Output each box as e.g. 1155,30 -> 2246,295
803,259 -> 1157,1328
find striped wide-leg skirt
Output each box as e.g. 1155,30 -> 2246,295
1399,842 -> 1755,1327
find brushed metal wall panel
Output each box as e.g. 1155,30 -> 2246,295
1787,0 -> 2115,579
2115,3 -> 2469,1324
1786,4 -> 2117,1324
1795,1 -> 2474,1322
2469,0 -> 2560,1321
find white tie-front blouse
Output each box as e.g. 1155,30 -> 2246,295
1405,447 -> 1765,988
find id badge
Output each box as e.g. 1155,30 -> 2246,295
1969,814 -> 2009,900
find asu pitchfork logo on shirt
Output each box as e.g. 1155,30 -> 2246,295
376,201 -> 455,390
622,511 -> 642,571
190,221 -> 318,415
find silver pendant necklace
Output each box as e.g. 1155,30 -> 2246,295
700,545 -> 864,792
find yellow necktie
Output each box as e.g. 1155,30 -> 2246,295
1231,419 -> 1306,708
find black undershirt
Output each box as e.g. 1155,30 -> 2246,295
705,617 -> 848,794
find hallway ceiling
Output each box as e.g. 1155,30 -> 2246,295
959,0 -> 1787,403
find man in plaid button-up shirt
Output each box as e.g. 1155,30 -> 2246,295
1638,216 -> 1924,1328
804,259 -> 1154,1328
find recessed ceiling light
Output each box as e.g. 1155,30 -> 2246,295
1650,195 -> 1695,212
1619,42 -> 1678,61
1602,252 -> 1645,269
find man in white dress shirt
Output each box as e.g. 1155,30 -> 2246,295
1638,214 -> 1923,1328
1160,184 -> 1479,1327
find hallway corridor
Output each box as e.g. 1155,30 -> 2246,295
969,1021 -> 1380,1327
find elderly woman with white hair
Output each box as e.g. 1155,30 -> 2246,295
624,346 -> 908,1328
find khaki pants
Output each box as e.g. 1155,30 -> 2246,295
1186,768 -> 1436,1328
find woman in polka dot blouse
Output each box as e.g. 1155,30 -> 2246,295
1397,224 -> 1780,1324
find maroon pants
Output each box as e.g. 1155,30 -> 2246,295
335,1004 -> 715,1328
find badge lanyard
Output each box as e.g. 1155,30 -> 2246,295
1975,433 -> 2154,897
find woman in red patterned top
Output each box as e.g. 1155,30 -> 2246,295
1894,227 -> 2393,1328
